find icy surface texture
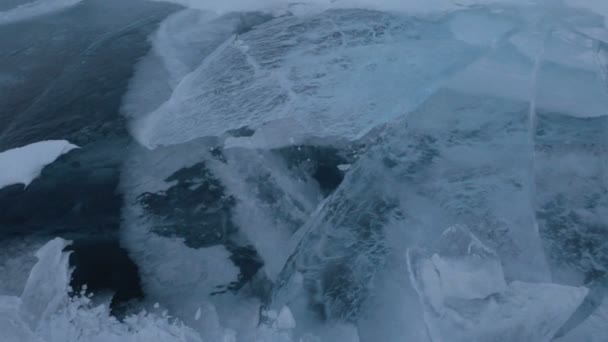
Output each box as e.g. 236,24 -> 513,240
120,138 -> 348,329
272,89 -> 551,326
118,2 -> 608,341
0,140 -> 78,189
534,113 -> 608,284
131,9 -> 483,148
556,283 -> 608,341
408,226 -> 588,342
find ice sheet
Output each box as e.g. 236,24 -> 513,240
130,9 -> 483,149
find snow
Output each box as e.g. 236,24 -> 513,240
0,0 -> 82,26
0,140 -> 78,189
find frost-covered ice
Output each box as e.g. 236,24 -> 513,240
129,9 -> 483,149
0,140 -> 78,189
0,0 -> 82,26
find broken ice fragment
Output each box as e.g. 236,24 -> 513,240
276,306 -> 296,330
20,238 -> 72,329
408,226 -> 588,342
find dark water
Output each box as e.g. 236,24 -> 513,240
0,0 -> 180,313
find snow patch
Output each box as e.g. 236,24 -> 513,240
0,140 -> 78,189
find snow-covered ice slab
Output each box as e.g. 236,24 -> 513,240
131,9 -> 483,149
408,226 -> 588,342
0,0 -> 82,26
0,140 -> 78,189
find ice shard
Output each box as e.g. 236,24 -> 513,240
408,226 -> 587,342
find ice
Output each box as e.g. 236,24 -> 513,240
0,140 -> 78,189
0,0 -> 82,25
0,237 -> 324,342
119,138 -> 337,336
534,113 -> 608,284
556,285 -> 608,341
276,306 -> 296,330
0,238 -> 45,296
116,1 -> 608,340
271,89 -> 552,331
409,225 -> 508,308
122,9 -> 258,121
446,12 -> 608,118
565,0 -> 608,21
20,238 -> 72,329
408,227 -> 588,342
130,9 -> 482,149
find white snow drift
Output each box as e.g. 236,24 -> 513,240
0,140 -> 78,190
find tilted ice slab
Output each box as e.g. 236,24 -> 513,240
131,9 -> 484,149
122,9 -> 274,121
0,140 -> 78,190
0,0 -> 82,26
408,226 -> 588,342
271,89 -> 553,338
